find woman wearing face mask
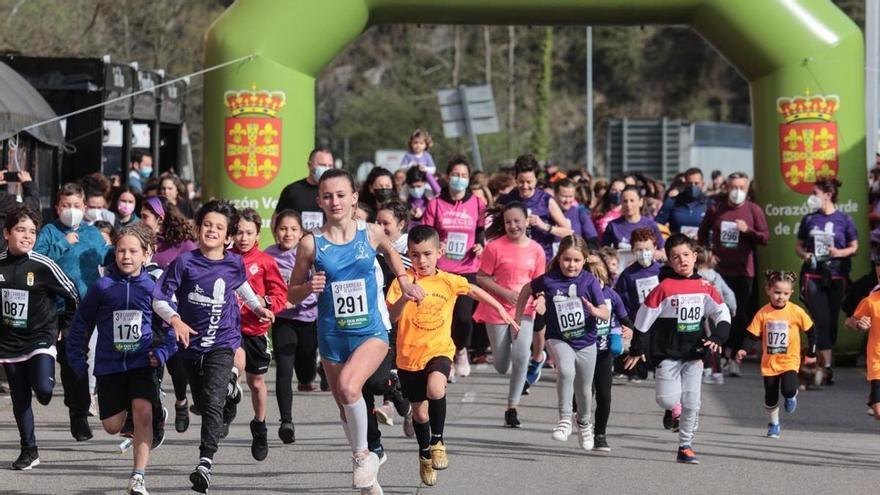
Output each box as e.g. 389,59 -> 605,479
359,167 -> 399,214
794,178 -> 858,386
592,179 -> 625,239
423,155 -> 487,381
112,187 -> 141,230
404,166 -> 441,229
698,172 -> 769,377
602,186 -> 665,269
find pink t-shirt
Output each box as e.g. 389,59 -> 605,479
473,236 -> 546,324
423,194 -> 487,274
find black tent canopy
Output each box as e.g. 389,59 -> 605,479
0,61 -> 63,147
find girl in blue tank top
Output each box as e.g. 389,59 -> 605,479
288,169 -> 424,492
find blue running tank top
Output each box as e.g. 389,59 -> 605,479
314,220 -> 385,335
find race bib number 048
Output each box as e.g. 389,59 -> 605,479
675,294 -> 703,333
331,279 -> 369,329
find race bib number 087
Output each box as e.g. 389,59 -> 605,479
1,288 -> 28,329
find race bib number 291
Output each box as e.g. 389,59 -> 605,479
331,279 -> 369,329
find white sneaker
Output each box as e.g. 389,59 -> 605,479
360,481 -> 384,495
711,372 -> 725,385
727,361 -> 741,377
352,451 -> 379,489
447,365 -> 457,384
455,349 -> 471,378
127,475 -> 148,495
702,372 -> 713,384
89,393 -> 98,417
551,418 -> 572,442
577,422 -> 594,451
702,368 -> 712,379
374,402 -> 394,427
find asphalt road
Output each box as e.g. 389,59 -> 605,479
1,360 -> 879,494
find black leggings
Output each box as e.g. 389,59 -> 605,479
870,380 -> 880,406
593,350 -> 613,436
4,354 -> 55,448
165,353 -> 189,403
721,275 -> 755,353
272,318 -> 318,423
763,371 -> 798,408
365,350 -> 394,452
802,276 -> 845,351
451,273 -> 476,351
55,336 -> 90,419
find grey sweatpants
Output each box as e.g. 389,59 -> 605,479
486,317 -> 534,407
655,358 -> 703,447
546,339 -> 597,426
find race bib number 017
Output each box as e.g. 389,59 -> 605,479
675,294 -> 703,333
113,310 -> 143,352
765,320 -> 789,355
555,298 -> 586,341
1,288 -> 28,329
445,232 -> 469,260
331,279 -> 369,329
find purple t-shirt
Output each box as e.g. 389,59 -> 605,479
530,269 -> 605,349
499,189 -> 557,260
400,152 -> 437,174
602,216 -> 665,250
596,286 -> 628,352
153,238 -> 198,269
153,249 -> 248,355
563,204 -> 598,241
614,260 -> 662,317
264,244 -> 317,322
797,210 -> 858,276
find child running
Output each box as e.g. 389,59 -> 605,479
849,283 -> 880,420
265,210 -> 319,443
475,202 -> 546,427
232,208 -> 288,461
287,169 -> 424,493
0,205 -> 79,471
387,225 -> 517,486
515,235 -> 610,450
735,270 -> 815,438
625,233 -> 731,464
152,200 -> 275,493
67,224 -> 178,495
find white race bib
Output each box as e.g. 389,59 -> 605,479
445,232 -> 469,260
675,294 -> 703,333
766,320 -> 789,355
331,279 -> 369,329
680,225 -> 699,239
1,289 -> 28,329
555,298 -> 586,340
596,298 -> 612,337
635,276 -> 659,304
301,211 -> 324,231
112,310 -> 143,352
812,231 -> 834,258
720,221 -> 739,248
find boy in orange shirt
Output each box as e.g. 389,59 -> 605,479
387,225 -> 517,486
736,270 -> 815,438
847,290 -> 880,419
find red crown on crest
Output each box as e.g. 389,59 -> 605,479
776,89 -> 839,123
224,85 -> 286,117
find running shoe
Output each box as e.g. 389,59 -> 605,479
526,350 -> 547,385
227,368 -> 242,404
151,407 -> 167,450
447,365 -> 457,384
784,396 -> 797,414
472,354 -> 489,365
824,367 -> 835,386
11,447 -> 39,470
429,441 -> 448,470
189,403 -> 201,416
767,423 -> 781,438
189,460 -> 212,493
175,400 -> 190,433
352,451 -> 379,489
454,349 -> 471,378
521,381 -> 530,396
551,418 -> 572,442
372,445 -> 387,466
577,422 -> 594,451
727,360 -> 742,378
127,474 -> 148,495
593,434 -> 611,452
89,393 -> 98,417
504,408 -> 521,428
250,419 -> 269,461
403,408 -> 415,438
662,410 -> 674,430
361,481 -> 385,495
70,414 -> 93,442
711,372 -> 725,385
676,445 -> 699,464
419,456 -> 437,486
317,365 -> 330,391
701,369 -> 713,384
374,401 -> 395,427
279,421 -> 296,444
671,403 -> 682,432
297,382 -> 317,392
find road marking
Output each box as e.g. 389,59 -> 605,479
461,391 -> 477,403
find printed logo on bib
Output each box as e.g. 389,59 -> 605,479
720,221 -> 739,248
765,320 -> 789,355
301,211 -> 323,231
331,279 -> 369,329
680,226 -> 699,239
113,310 -> 143,352
1,289 -> 28,329
553,284 -> 586,341
811,230 -> 834,258
445,232 -> 469,261
635,276 -> 659,304
595,298 -> 612,337
674,294 -> 703,333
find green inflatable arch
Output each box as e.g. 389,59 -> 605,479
204,0 -> 868,356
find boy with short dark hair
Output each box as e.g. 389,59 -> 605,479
625,233 -> 731,464
386,225 -> 515,486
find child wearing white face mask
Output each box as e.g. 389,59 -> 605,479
404,166 -> 440,229
34,182 -> 113,442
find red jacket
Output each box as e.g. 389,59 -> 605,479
234,245 -> 288,336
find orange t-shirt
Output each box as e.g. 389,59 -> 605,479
387,269 -> 470,372
852,293 -> 880,381
746,302 -> 814,376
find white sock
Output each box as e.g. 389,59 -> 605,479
341,418 -> 354,447
765,404 -> 780,424
342,397 -> 369,453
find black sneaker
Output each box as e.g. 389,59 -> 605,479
593,434 -> 611,452
189,403 -> 202,416
250,419 -> 268,461
662,410 -> 673,430
825,367 -> 835,386
521,382 -> 531,396
70,415 -> 93,442
221,399 -> 237,439
227,369 -> 242,404
189,460 -> 212,493
12,447 -> 39,470
175,401 -> 190,433
152,407 -> 168,450
317,364 -> 330,392
504,408 -> 521,428
278,421 -> 296,444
